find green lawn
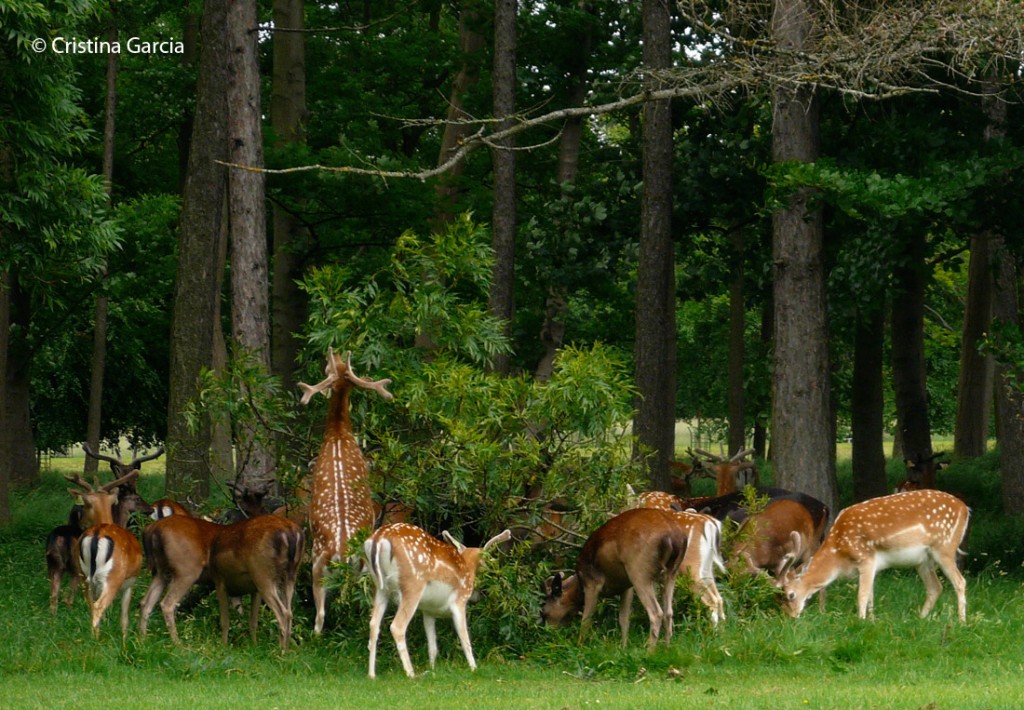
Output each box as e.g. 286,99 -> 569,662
3,457 -> 1024,709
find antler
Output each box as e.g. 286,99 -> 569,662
441,530 -> 465,553
297,347 -> 341,405
693,448 -> 724,464
344,351 -> 394,400
129,446 -> 165,468
729,448 -> 755,463
482,529 -> 512,551
82,443 -> 123,468
66,474 -> 99,493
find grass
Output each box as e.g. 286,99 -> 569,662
3,454 -> 1024,708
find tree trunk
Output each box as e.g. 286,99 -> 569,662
752,296 -> 772,459
177,12 -> 200,194
489,0 -> 517,375
633,0 -> 676,491
727,228 -> 746,455
270,0 -> 308,393
890,231 -> 932,463
211,203 -> 234,480
954,233 -> 993,458
769,0 -> 836,511
851,305 -> 888,501
0,270 -> 10,525
432,3 -> 485,228
84,25 -> 118,476
227,0 -> 274,492
165,0 -> 230,502
2,276 -> 37,487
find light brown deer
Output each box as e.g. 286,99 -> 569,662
138,512 -> 223,643
694,447 -> 759,496
365,524 -> 511,678
782,489 -> 969,621
66,471 -> 145,638
541,508 -> 689,649
209,515 -> 305,650
300,348 -> 393,634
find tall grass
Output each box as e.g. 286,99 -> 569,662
2,453 -> 1023,708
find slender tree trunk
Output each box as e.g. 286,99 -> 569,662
851,305 -> 888,501
270,0 -> 308,393
752,296 -> 772,458
177,12 -> 200,194
211,201 -> 234,480
227,0 -> 273,492
727,228 -> 746,455
166,0 -> 230,501
0,270 -> 9,525
634,0 -> 676,491
769,0 -> 836,511
489,0 -> 517,375
84,23 -> 118,476
891,231 -> 932,463
534,1 -> 595,382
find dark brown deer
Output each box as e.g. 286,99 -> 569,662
66,471 -> 146,638
541,508 -> 689,650
82,443 -> 164,496
299,348 -> 393,634
45,507 -> 84,614
365,524 -> 511,678
782,490 -> 969,621
209,515 -> 304,650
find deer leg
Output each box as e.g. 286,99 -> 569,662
423,614 -> 439,669
578,579 -> 604,644
119,580 -> 135,640
390,588 -> 424,678
138,573 -> 167,639
856,561 -> 878,619
311,551 -> 328,635
631,582 -> 665,651
367,588 -> 389,678
450,603 -> 477,672
617,588 -> 635,647
916,561 -> 943,618
934,551 -> 968,622
215,580 -> 232,644
660,569 -> 679,644
64,570 -> 82,607
48,566 -> 63,615
155,571 -> 203,644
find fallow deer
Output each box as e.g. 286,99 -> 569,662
150,498 -> 192,520
364,523 -> 511,678
541,507 -> 689,650
138,512 -> 223,643
694,447 -> 759,496
46,507 -> 84,614
82,443 -> 164,496
299,348 -> 393,634
209,515 -> 305,650
782,489 -> 969,621
66,471 -> 146,638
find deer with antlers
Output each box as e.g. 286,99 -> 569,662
82,443 -> 164,496
66,471 -> 146,638
365,523 -> 511,678
782,489 -> 969,621
299,348 -> 393,634
693,447 -> 759,496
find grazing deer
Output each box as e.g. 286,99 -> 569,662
694,448 -> 759,496
541,508 -> 689,650
299,348 -> 393,634
66,471 -> 146,638
732,498 -> 829,612
365,523 -> 511,678
138,513 -> 223,643
209,514 -> 305,650
670,509 -> 727,625
782,489 -> 969,621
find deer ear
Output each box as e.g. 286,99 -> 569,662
551,573 -> 563,598
67,488 -> 83,502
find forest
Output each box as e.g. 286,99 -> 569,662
2,0 -> 1024,533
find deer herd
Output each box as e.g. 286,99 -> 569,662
47,349 -> 972,677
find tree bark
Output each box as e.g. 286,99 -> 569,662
0,270 -> 9,525
165,0 -> 230,501
489,0 -> 517,375
227,0 -> 274,492
769,0 -> 837,511
2,276 -> 37,487
727,228 -> 746,455
84,23 -> 118,476
954,233 -> 993,458
270,0 -> 308,393
891,231 -> 932,463
634,0 -> 676,491
851,305 -> 888,501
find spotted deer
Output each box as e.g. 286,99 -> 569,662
782,489 -> 969,621
541,508 -> 689,649
66,471 -> 146,638
364,523 -> 511,678
299,348 -> 393,634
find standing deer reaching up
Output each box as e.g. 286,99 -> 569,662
299,348 -> 393,634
